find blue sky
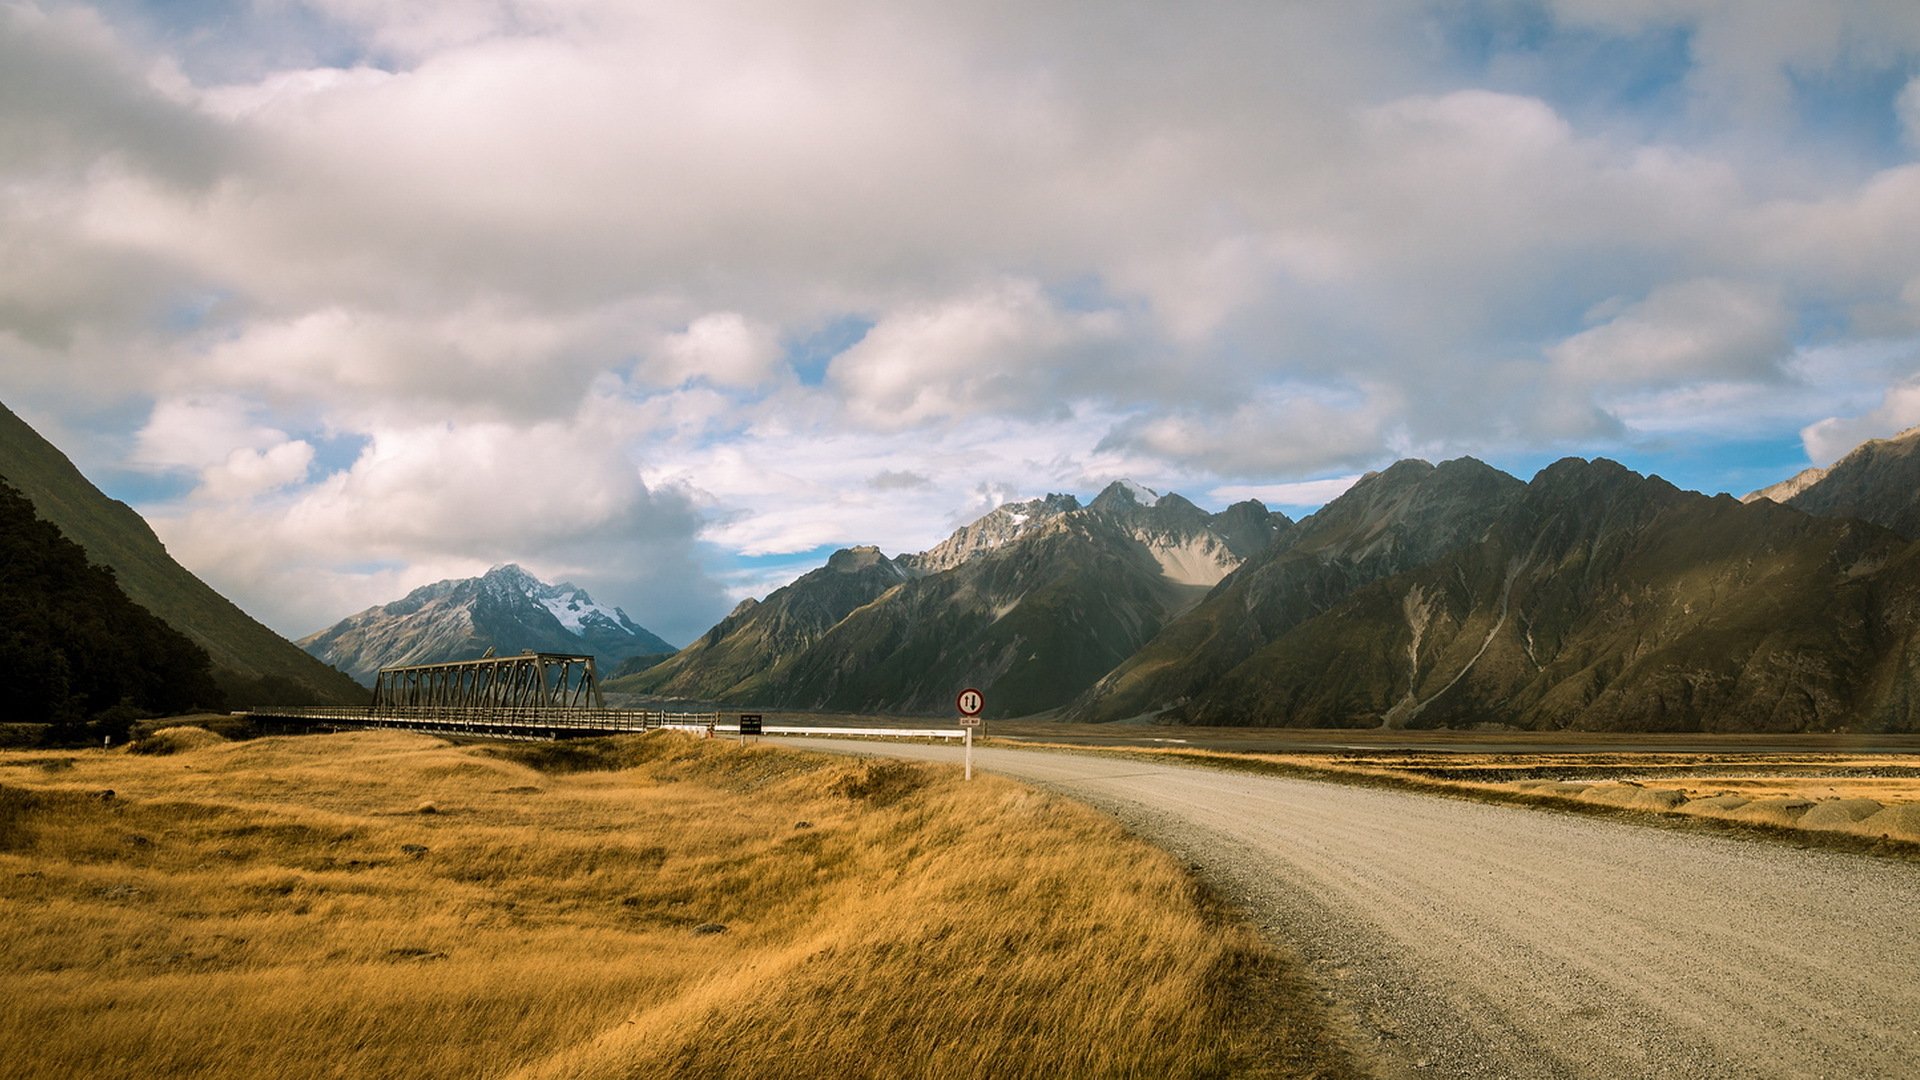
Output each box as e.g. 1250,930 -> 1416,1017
4,1 -> 1920,644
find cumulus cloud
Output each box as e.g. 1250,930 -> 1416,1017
1549,279 -> 1792,384
641,313 -> 783,390
1097,385 -> 1401,477
0,4 -> 229,183
9,0 -> 1920,640
827,281 -> 1128,429
146,396 -> 726,642
198,440 -> 316,501
1801,373 -> 1920,465
133,395 -> 290,470
188,301 -> 638,424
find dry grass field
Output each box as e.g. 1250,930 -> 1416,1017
0,728 -> 1355,1079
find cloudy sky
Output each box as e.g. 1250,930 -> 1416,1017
5,0 -> 1920,645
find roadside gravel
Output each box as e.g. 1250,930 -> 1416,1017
786,739 -> 1920,1079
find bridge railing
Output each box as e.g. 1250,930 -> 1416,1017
242,707 -> 968,742
246,705 -> 722,731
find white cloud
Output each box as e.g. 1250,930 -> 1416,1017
133,395 -> 288,470
198,439 -> 315,501
186,301 -> 632,424
1098,384 -> 1401,476
1549,279 -> 1791,384
641,313 -> 783,390
1210,475 -> 1364,511
827,281 -> 1126,429
10,0 -> 1920,643
144,395 -> 726,642
1801,373 -> 1920,464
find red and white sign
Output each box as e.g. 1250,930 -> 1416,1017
956,687 -> 985,720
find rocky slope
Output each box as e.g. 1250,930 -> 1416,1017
0,400 -> 363,705
1747,425 -> 1920,541
1182,458 -> 1920,731
300,564 -> 674,683
1074,457 -> 1525,722
618,482 -> 1285,716
626,546 -> 913,701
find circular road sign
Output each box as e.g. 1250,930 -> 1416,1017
956,688 -> 985,717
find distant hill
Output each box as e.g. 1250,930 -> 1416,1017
0,478 -> 222,729
1746,425 -> 1920,541
0,400 -> 363,706
300,563 -> 676,682
625,545 -> 917,702
618,482 -> 1286,717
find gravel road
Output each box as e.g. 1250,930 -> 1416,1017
785,738 -> 1920,1079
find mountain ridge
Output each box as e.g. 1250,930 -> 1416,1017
615,480 -> 1288,716
1179,457 -> 1919,731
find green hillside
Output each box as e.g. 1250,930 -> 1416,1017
0,479 -> 221,732
0,401 -> 364,705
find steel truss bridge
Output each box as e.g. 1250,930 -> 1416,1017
246,651 -> 969,743
246,652 -> 720,740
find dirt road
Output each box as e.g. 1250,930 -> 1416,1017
787,739 -> 1920,1078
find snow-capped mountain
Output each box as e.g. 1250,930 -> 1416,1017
299,564 -> 675,683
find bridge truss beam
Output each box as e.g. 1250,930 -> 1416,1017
371,652 -> 603,712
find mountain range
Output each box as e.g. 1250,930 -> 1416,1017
9,384 -> 1918,734
298,564 -> 676,683
615,482 -> 1284,716
0,400 -> 363,706
615,427 -> 1920,732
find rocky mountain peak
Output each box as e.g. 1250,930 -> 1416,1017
1743,465 -> 1828,505
906,492 -> 1082,575
827,545 -> 892,573
1528,456 -> 1657,496
1756,424 -> 1920,540
1090,479 -> 1163,510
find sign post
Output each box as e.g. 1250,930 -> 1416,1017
955,688 -> 984,780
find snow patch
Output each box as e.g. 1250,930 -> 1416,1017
540,588 -> 634,636
1119,479 -> 1161,506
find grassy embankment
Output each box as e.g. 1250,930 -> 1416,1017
0,728 -> 1357,1079
986,738 -> 1920,854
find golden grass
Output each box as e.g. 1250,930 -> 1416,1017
0,729 -> 1354,1079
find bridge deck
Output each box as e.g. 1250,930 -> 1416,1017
244,705 -> 720,740
242,706 -> 967,742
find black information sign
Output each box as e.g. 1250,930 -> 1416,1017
738,714 -> 764,736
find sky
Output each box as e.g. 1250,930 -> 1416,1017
5,0 -> 1920,646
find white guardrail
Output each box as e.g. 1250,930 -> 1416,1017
717,725 -> 963,740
